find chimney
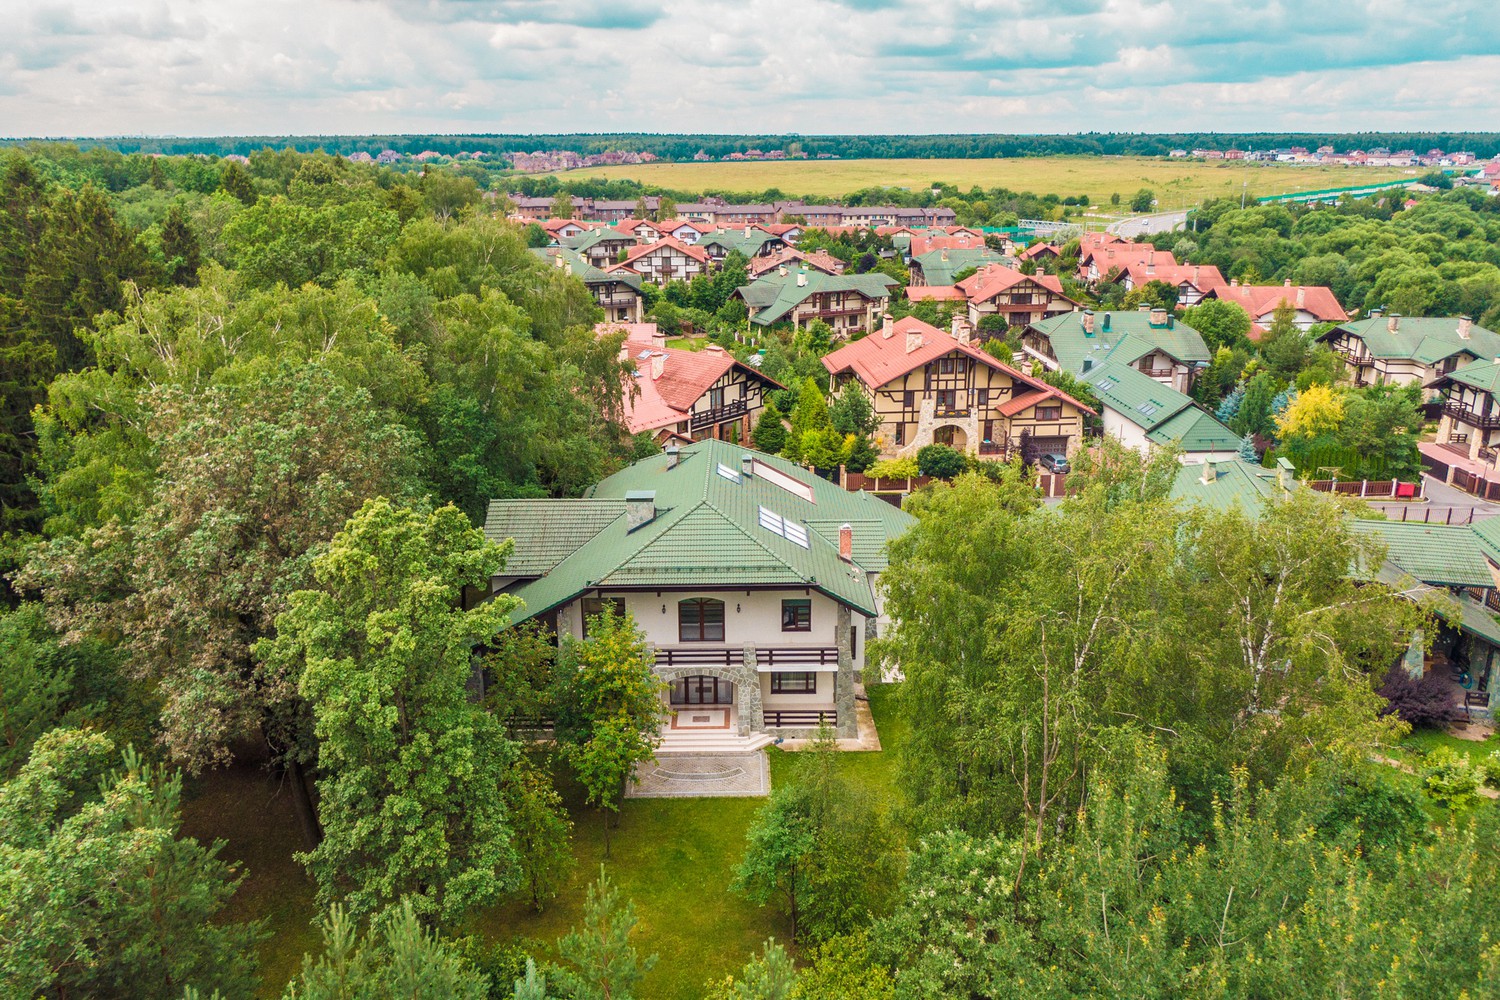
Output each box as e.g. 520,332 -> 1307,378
1150,305 -> 1168,327
778,265 -> 787,277
1146,251 -> 1155,274
906,328 -> 924,354
1230,278 -> 1238,287
650,353 -> 665,380
1388,314 -> 1400,332
564,262 -> 573,276
838,523 -> 853,562
625,490 -> 656,531
952,315 -> 972,344
1459,315 -> 1473,339
1276,456 -> 1295,491
1201,461 -> 1217,483
744,225 -> 752,238
1284,278 -> 1292,287
1295,286 -> 1306,308
554,253 -> 565,268
741,453 -> 754,477
941,248 -> 950,262
1082,356 -> 1093,373
1102,313 -> 1111,332
1370,308 -> 1383,319
665,445 -> 680,469
796,269 -> 807,287
881,313 -> 894,339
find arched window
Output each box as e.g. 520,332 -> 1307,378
678,598 -> 725,642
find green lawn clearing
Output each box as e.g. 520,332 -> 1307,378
180,685 -> 906,999
1401,725 -> 1498,768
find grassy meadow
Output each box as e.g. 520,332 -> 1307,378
542,156 -> 1415,207
179,685 -> 905,999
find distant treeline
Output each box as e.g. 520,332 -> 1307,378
5,132 -> 1500,161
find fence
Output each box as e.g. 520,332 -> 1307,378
1378,505 -> 1478,525
1305,479 -> 1422,500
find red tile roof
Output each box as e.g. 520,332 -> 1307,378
748,247 -> 845,278
997,389 -> 1052,417
904,285 -> 966,301
955,264 -> 1070,305
614,235 -> 710,267
821,317 -> 1095,415
1208,283 -> 1347,335
613,335 -> 782,433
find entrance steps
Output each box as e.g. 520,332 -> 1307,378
656,731 -> 776,756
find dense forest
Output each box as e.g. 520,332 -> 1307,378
4,142 -> 1500,999
9,130 -> 1500,161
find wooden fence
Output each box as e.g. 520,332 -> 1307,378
1306,479 -> 1422,500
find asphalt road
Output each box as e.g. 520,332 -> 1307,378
1108,210 -> 1190,238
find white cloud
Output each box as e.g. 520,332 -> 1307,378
0,0 -> 1497,136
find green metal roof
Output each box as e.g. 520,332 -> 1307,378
1433,358 -> 1500,393
1351,520 -> 1495,589
700,230 -> 780,256
1146,406 -> 1242,452
1028,310 -> 1212,377
910,247 -> 1007,286
529,247 -> 643,292
1327,317 -> 1500,366
1084,360 -> 1194,429
484,440 -> 915,623
1169,459 -> 1298,513
737,269 -> 897,326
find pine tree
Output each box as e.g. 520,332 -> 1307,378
219,161 -> 257,206
161,204 -> 202,287
554,868 -> 658,1000
752,404 -> 788,455
1237,433 -> 1257,462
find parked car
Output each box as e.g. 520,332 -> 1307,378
1038,452 -> 1070,474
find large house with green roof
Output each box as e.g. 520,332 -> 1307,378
1024,306 -> 1211,395
907,246 -> 1008,286
1320,314 -> 1500,396
1427,359 -> 1500,462
1084,358 -> 1241,464
735,268 -> 897,335
533,247 -> 645,324
1169,457 -> 1300,512
483,440 -> 915,745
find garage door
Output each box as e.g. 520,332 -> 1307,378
1022,434 -> 1070,462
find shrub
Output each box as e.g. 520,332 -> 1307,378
866,457 -> 919,480
1421,747 -> 1484,814
916,444 -> 965,480
1376,663 -> 1463,728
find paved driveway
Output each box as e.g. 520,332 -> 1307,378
627,752 -> 770,798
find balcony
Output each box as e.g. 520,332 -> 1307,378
653,645 -> 841,669
934,405 -> 971,418
1140,367 -> 1175,379
689,398 -> 749,431
1444,400 -> 1500,430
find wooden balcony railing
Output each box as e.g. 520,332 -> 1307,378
764,709 -> 838,728
656,647 -> 739,667
689,398 -> 749,431
760,647 -> 839,667
1445,400 -> 1500,429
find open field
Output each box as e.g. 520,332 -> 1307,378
542,156 -> 1416,206
179,685 -> 904,999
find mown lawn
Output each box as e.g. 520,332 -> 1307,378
179,685 -> 905,999
1401,725 -> 1498,767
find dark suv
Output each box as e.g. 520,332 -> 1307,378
1038,452 -> 1070,474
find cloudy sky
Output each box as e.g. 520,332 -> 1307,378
3,0 -> 1499,137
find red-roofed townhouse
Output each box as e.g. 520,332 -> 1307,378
1202,280 -> 1348,338
615,218 -> 664,242
657,219 -> 714,243
748,247 -> 846,279
821,315 -> 1094,461
603,326 -> 785,444
1082,244 -> 1177,285
608,236 -> 711,286
541,218 -> 591,240
953,264 -> 1078,330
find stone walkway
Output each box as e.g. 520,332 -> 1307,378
627,752 -> 771,798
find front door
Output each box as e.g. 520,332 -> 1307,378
671,675 -> 735,705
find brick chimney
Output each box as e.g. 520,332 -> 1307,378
881,313 -> 894,339
940,248 -> 950,262
1083,309 -> 1095,335
1283,278 -> 1292,287
905,327 -> 924,354
1295,286 -> 1306,308
651,353 -> 666,379
665,445 -> 680,469
554,253 -> 565,268
1230,278 -> 1238,287
1388,314 -> 1400,332
1459,315 -> 1473,339
1150,305 -> 1168,327
1201,461 -> 1217,483
838,523 -> 853,562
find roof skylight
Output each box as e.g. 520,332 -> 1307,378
758,505 -> 809,548
716,463 -> 742,484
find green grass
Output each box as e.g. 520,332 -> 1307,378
541,156 -> 1414,208
1400,726 -> 1498,767
178,766 -> 321,997
179,686 -> 906,999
